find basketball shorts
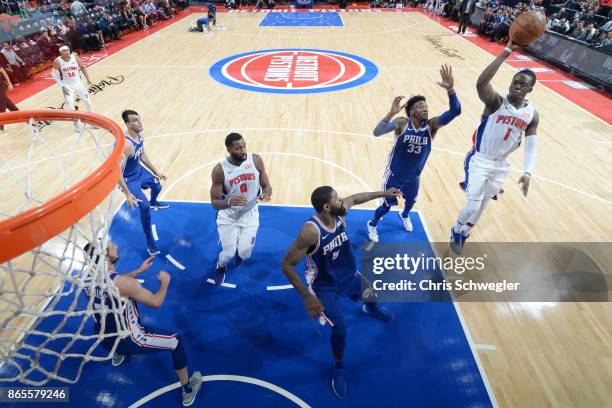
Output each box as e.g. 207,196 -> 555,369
313,272 -> 376,327
463,151 -> 510,201
124,166 -> 159,201
216,205 -> 259,253
63,83 -> 90,104
381,171 -> 420,207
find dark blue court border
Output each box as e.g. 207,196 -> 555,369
209,48 -> 378,94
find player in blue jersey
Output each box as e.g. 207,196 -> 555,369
366,65 -> 461,243
118,110 -> 169,256
207,1 -> 216,26
84,240 -> 202,407
281,186 -> 400,399
187,17 -> 212,33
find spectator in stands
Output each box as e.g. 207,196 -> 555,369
76,19 -> 101,52
30,6 -> 46,21
121,4 -> 140,30
479,7 -> 496,35
570,19 -> 586,37
36,28 -> 56,60
98,13 -> 120,41
87,17 -> 106,48
583,9 -> 598,24
226,0 -> 238,9
599,30 -> 612,46
1,42 -> 29,85
71,0 -> 87,16
581,22 -> 597,41
552,17 -> 571,34
60,0 -> 71,13
457,0 -> 477,34
600,18 -> 612,30
0,65 -> 18,127
56,20 -> 69,36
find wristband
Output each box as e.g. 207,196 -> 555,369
503,47 -> 513,53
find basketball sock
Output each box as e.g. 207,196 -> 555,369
453,222 -> 463,234
371,203 -> 391,226
181,382 -> 192,394
140,209 -> 154,244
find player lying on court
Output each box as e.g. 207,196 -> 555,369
210,133 -> 272,284
367,65 -> 461,243
51,45 -> 93,132
450,40 -> 538,255
84,240 -> 202,407
281,186 -> 399,399
118,110 -> 170,256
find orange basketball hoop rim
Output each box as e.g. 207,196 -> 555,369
0,110 -> 124,264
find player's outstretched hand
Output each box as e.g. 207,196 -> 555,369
138,256 -> 154,274
304,294 -> 324,319
437,64 -> 454,90
157,271 -> 171,285
229,195 -> 248,206
389,96 -> 405,116
518,173 -> 531,197
382,187 -> 401,197
125,192 -> 142,209
156,173 -> 167,182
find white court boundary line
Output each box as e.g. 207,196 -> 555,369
418,212 -> 499,408
128,374 -> 311,408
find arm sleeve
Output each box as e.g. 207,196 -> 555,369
436,92 -> 461,126
523,135 -> 536,175
373,120 -> 398,137
51,67 -> 63,86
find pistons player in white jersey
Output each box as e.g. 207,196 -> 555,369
51,45 -> 93,132
209,133 -> 272,284
450,40 -> 539,254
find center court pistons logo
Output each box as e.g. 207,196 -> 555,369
209,48 -> 378,94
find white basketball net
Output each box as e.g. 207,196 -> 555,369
0,116 -> 129,385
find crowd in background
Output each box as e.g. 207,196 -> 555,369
370,0 -> 611,49
0,0 -> 188,87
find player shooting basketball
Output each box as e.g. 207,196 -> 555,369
450,40 -> 539,255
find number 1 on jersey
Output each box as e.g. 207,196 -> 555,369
503,128 -> 512,141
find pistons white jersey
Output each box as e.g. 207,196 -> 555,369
472,97 -> 535,159
220,153 -> 260,217
56,54 -> 83,87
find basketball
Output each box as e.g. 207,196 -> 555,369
510,11 -> 547,46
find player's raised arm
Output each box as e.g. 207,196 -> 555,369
518,110 -> 539,197
373,96 -> 408,137
429,65 -> 461,135
342,188 -> 400,210
253,154 -> 272,202
280,223 -> 323,319
115,271 -> 171,308
476,40 -> 519,112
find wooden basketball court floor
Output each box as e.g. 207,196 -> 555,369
3,10 -> 611,408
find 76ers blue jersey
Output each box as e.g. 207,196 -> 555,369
305,216 -> 356,291
385,119 -> 432,180
123,133 -> 144,180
